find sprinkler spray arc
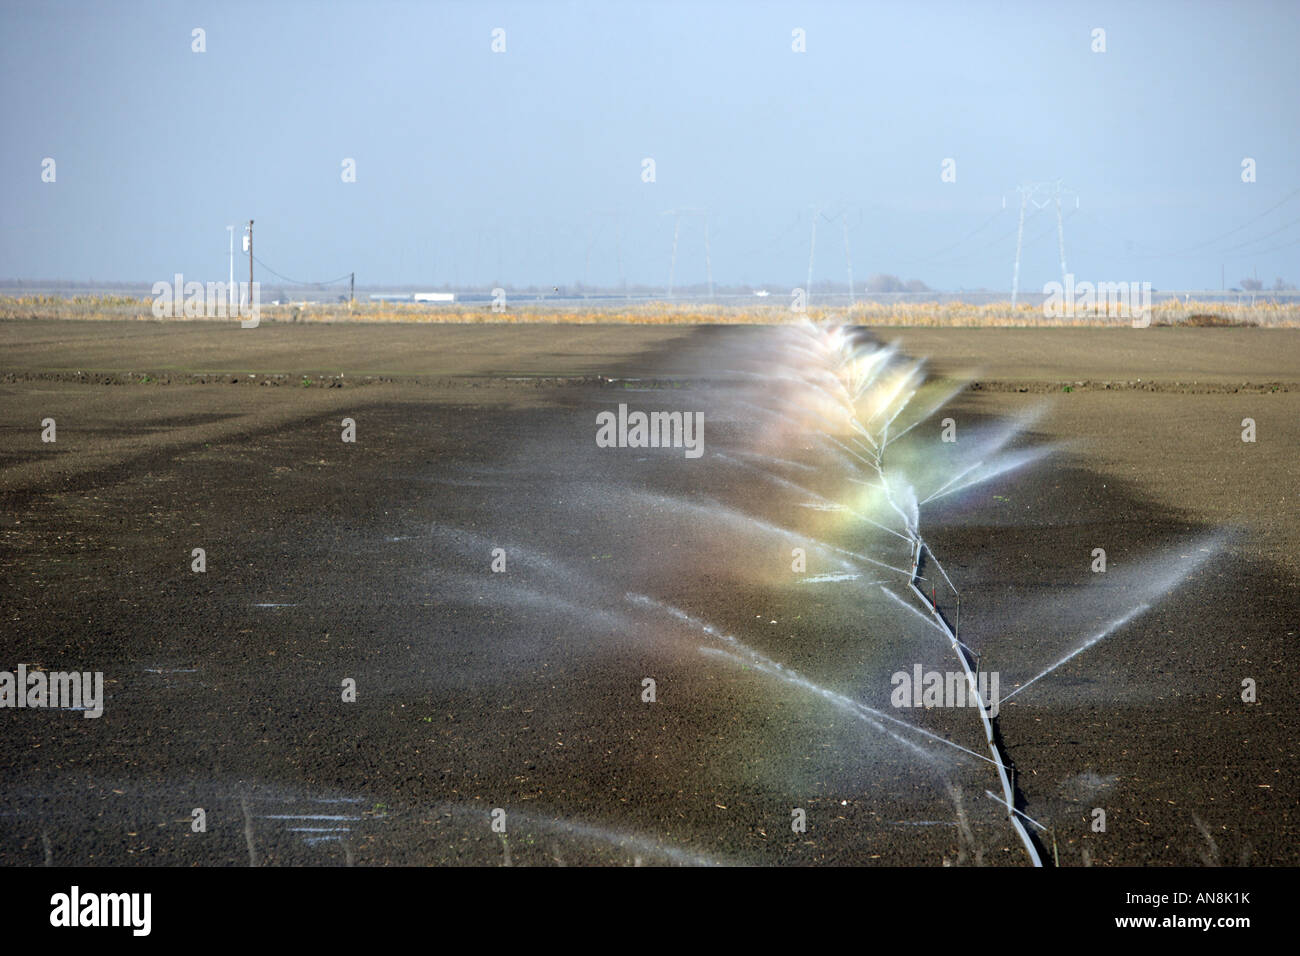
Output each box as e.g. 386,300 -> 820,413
810,322 -> 1044,866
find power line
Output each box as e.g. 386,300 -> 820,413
935,207 -> 1074,269
251,255 -> 352,287
895,207 -> 1005,265
1214,212 -> 1300,254
1217,233 -> 1300,259
1174,186 -> 1300,254
731,211 -> 805,261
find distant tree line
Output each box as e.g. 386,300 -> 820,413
862,274 -> 931,294
1239,277 -> 1295,292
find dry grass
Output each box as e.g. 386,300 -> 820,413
2,295 -> 1298,327
1173,312 -> 1255,328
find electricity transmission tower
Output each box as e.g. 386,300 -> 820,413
807,205 -> 857,307
663,209 -> 712,300
1009,181 -> 1079,306
807,205 -> 821,300
585,211 -> 626,296
843,212 -> 855,305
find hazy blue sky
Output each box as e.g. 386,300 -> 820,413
3,0 -> 1298,291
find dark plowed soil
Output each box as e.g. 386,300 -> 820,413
0,320 -> 1296,866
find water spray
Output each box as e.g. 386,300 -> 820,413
799,321 -> 1044,865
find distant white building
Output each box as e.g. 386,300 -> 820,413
368,292 -> 456,304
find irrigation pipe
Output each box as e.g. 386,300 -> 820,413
817,326 -> 1044,867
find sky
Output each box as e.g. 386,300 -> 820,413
2,0 -> 1298,293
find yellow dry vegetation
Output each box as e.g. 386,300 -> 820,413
1,295 -> 1297,327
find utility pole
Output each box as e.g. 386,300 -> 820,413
807,205 -> 822,305
247,220 -> 254,304
667,212 -> 680,298
842,212 -> 855,306
616,213 -> 626,299
350,272 -> 355,308
226,225 -> 235,314
1011,189 -> 1028,307
584,219 -> 594,293
702,212 -> 713,302
1055,190 -> 1068,282
662,209 -> 710,300
585,211 -> 627,298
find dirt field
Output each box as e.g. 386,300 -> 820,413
1,318 -> 1295,866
